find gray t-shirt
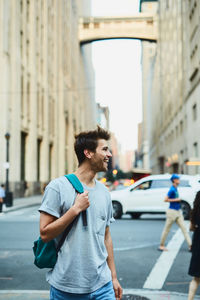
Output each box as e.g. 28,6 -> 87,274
39,176 -> 115,294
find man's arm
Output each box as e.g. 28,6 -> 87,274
40,191 -> 89,242
164,196 -> 181,203
105,226 -> 123,300
0,197 -> 3,203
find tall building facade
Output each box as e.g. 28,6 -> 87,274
140,0 -> 158,170
0,0 -> 96,197
142,0 -> 200,175
78,0 -> 97,129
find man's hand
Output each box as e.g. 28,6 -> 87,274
113,278 -> 123,300
74,191 -> 90,213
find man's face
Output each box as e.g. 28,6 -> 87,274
173,178 -> 180,185
90,139 -> 112,172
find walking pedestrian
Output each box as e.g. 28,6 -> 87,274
0,184 -> 5,213
188,191 -> 200,300
39,126 -> 123,300
158,174 -> 192,251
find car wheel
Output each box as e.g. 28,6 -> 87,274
112,201 -> 122,219
181,201 -> 191,220
130,213 -> 141,219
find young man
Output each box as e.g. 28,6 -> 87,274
158,174 -> 192,251
39,127 -> 123,300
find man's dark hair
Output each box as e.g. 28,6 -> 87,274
1,184 -> 5,188
74,126 -> 110,166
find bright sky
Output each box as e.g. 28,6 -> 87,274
91,0 -> 142,152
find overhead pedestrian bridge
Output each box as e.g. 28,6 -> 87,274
79,14 -> 157,44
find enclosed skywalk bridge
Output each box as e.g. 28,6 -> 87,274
79,13 -> 157,44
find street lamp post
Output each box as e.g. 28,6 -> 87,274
4,133 -> 13,207
5,133 -> 10,193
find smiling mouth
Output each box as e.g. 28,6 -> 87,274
104,160 -> 109,163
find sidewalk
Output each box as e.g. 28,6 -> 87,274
0,289 -> 199,300
2,194 -> 42,214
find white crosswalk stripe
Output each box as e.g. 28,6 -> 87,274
143,222 -> 190,290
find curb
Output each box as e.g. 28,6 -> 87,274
2,195 -> 42,214
3,202 -> 42,214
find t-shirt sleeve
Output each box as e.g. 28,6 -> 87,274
106,195 -> 115,227
167,187 -> 175,199
39,186 -> 62,218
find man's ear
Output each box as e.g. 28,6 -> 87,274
84,149 -> 93,159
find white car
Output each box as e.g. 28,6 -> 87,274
110,174 -> 200,220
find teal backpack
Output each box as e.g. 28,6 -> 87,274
33,174 -> 87,269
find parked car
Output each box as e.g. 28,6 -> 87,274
110,174 -> 200,220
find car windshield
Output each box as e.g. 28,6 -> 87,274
134,179 -> 191,189
131,180 -> 152,191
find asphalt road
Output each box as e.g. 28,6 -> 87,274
0,205 -> 199,296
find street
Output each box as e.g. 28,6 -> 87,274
0,205 -> 200,299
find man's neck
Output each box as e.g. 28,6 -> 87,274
75,164 -> 96,187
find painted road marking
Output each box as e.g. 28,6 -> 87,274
114,242 -> 158,251
143,222 -> 189,290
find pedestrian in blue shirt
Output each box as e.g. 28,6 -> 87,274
158,174 -> 192,251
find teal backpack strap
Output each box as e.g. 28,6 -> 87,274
64,174 -> 87,226
65,174 -> 84,194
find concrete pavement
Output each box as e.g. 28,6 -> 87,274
0,289 -> 199,300
2,194 -> 42,214
1,195 -> 199,299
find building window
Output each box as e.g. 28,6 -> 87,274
26,0 -> 30,22
171,130 -> 174,141
49,144 -> 53,180
37,139 -> 42,181
180,150 -> 184,174
180,120 -> 183,134
3,0 -> 10,53
185,114 -> 187,128
27,80 -> 30,120
26,39 -> 30,63
193,142 -> 199,174
21,132 -> 27,181
194,142 -> 198,157
176,125 -> 179,137
192,103 -> 197,120
21,74 -> 24,117
20,30 -> 23,57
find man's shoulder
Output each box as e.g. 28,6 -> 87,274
96,180 -> 108,190
46,176 -> 71,192
169,185 -> 176,191
96,180 -> 110,197
168,185 -> 176,196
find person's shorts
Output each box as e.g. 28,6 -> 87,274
50,281 -> 115,300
